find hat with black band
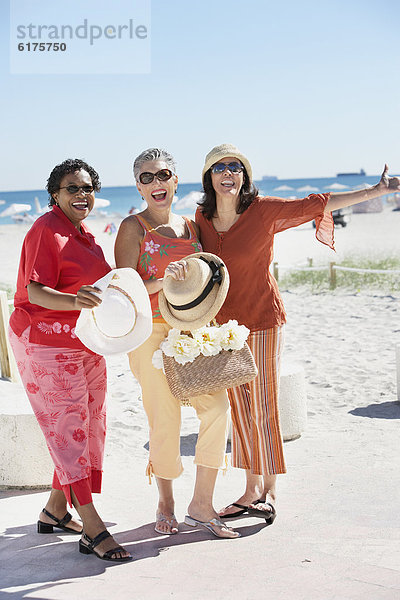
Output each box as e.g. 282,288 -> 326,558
159,252 -> 229,331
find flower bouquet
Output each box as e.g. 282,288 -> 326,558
152,320 -> 258,405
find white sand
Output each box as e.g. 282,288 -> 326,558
0,206 -> 399,598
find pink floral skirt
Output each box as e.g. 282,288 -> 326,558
9,326 -> 107,506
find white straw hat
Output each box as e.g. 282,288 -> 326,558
202,143 -> 252,184
159,252 -> 229,331
75,268 -> 152,355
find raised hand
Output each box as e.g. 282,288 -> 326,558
379,164 -> 400,192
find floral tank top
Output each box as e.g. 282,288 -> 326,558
135,214 -> 202,322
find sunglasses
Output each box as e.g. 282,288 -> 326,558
211,162 -> 244,175
138,169 -> 173,185
59,185 -> 94,194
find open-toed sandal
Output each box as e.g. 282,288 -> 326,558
37,508 -> 83,534
155,511 -> 179,535
247,498 -> 277,524
184,515 -> 240,538
79,530 -> 133,562
219,502 -> 248,518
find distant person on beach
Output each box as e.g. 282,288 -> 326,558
196,143 -> 400,524
9,159 -> 132,562
114,148 -> 240,539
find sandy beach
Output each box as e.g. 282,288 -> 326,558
0,205 -> 399,599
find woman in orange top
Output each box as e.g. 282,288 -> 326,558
115,148 -> 239,539
196,143 -> 399,523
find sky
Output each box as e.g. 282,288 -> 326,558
0,0 -> 399,191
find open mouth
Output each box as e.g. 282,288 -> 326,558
151,190 -> 167,201
72,201 -> 89,211
221,180 -> 234,188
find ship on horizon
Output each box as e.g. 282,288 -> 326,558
336,169 -> 366,177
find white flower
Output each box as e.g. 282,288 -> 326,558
161,328 -> 201,365
218,320 -> 250,351
192,326 -> 221,356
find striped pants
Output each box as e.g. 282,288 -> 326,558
228,326 -> 286,476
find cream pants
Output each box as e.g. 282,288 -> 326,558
128,323 -> 229,480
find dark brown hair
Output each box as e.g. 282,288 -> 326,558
198,167 -> 259,219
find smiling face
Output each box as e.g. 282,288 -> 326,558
136,159 -> 178,212
210,156 -> 244,204
52,169 -> 95,228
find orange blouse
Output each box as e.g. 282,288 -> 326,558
135,214 -> 202,322
195,194 -> 334,331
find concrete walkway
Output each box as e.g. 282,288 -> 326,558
1,403 -> 400,600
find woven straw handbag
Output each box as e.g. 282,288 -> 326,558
163,342 -> 258,406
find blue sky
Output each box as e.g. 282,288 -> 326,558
0,0 -> 399,190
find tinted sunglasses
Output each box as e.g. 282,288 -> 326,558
211,162 -> 244,175
59,185 -> 94,194
138,169 -> 173,185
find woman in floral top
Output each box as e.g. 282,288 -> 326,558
9,159 -> 132,562
115,148 -> 239,539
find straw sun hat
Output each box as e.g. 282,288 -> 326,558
75,268 -> 152,355
202,143 -> 253,184
159,252 -> 229,331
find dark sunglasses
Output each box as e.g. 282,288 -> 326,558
59,185 -> 94,194
211,162 -> 244,175
138,169 -> 173,185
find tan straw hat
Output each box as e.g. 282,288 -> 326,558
75,268 -> 152,355
159,252 -> 229,331
202,143 -> 252,184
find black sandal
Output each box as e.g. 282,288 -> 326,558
219,502 -> 248,518
79,530 -> 133,562
247,499 -> 277,524
37,508 -> 83,534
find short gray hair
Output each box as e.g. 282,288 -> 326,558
133,148 -> 176,180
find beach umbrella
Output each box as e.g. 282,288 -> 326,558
33,196 -> 48,214
0,203 -> 31,217
94,197 -> 111,208
274,185 -> 294,191
297,185 -> 319,192
325,183 -> 349,190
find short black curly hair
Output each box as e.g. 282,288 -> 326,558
46,158 -> 101,206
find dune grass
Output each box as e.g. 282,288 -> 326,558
278,255 -> 400,293
0,284 -> 15,316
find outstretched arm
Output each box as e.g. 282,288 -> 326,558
325,165 -> 400,212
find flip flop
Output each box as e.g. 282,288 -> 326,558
154,512 -> 179,535
37,508 -> 83,534
247,499 -> 277,524
184,515 -> 240,538
219,502 -> 248,518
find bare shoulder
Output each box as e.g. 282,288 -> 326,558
117,214 -> 144,241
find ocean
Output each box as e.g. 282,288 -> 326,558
0,173 -> 385,225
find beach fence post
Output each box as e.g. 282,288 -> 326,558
0,291 -> 18,382
329,262 -> 336,289
396,344 -> 400,403
273,262 -> 279,281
